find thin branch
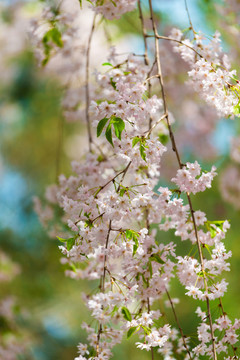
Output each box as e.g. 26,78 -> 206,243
94,161 -> 131,198
146,34 -> 203,59
144,113 -> 167,138
138,0 -> 149,66
165,288 -> 193,360
147,1 -> 217,359
86,14 -> 97,152
97,220 -> 112,356
96,159 -> 131,355
184,0 -> 195,34
144,74 -> 160,84
116,161 -> 131,192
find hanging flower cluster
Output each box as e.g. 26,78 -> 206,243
33,1 -> 240,359
170,28 -> 240,117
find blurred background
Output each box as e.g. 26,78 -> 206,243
1,0 -> 240,359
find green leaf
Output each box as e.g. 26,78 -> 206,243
97,118 -> 109,137
102,62 -> 113,67
110,0 -> 117,6
141,325 -> 151,335
110,77 -> 117,90
127,326 -> 138,339
150,254 -> 165,264
112,116 -> 125,140
119,188 -> 126,197
209,227 -> 216,238
233,101 -> 240,116
140,144 -> 146,161
105,123 -> 113,146
121,307 -> 132,321
42,27 -> 63,66
85,219 -> 93,229
50,28 -> 63,47
132,136 -> 140,147
132,235 -> 139,256
56,236 -> 68,242
56,236 -> 75,251
79,0 -> 82,7
110,305 -> 119,316
205,220 -> 227,238
67,238 -> 75,251
125,229 -> 133,239
197,270 -> 204,277
158,134 -> 169,145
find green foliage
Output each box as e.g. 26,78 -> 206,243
125,229 -> 140,255
233,101 -> 240,116
132,136 -> 148,161
105,123 -> 114,146
121,306 -> 132,321
102,62 -> 113,67
42,27 -> 63,66
205,220 -> 228,238
158,133 -> 169,145
57,236 -> 75,251
110,77 -> 117,90
127,326 -> 139,339
97,118 -> 109,137
97,116 -> 125,146
141,325 -> 151,335
149,253 -> 165,265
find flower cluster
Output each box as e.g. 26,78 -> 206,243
170,28 -> 239,117
32,1 -> 240,359
90,0 -> 137,19
172,161 -> 217,195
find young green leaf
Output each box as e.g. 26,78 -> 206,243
110,0 -> 117,6
132,235 -> 139,256
102,62 -> 113,67
121,307 -> 132,321
127,326 -> 138,339
112,117 -> 125,140
150,254 -> 165,264
141,325 -> 151,335
50,28 -> 63,47
119,188 -> 126,197
105,123 -> 113,146
132,136 -> 141,147
56,236 -> 75,251
110,77 -> 117,90
97,118 -> 109,137
140,143 -> 146,161
67,238 -> 75,251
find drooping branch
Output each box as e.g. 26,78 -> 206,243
165,288 -> 193,360
85,14 -> 97,152
147,1 -> 217,359
138,0 -> 149,66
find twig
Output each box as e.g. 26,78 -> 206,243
97,220 -> 112,356
144,113 -> 167,138
184,0 -> 195,34
116,161 -> 131,192
165,288 -> 193,360
144,74 -> 160,84
94,161 -> 131,198
146,34 -> 203,59
147,1 -> 217,359
86,14 -> 97,152
138,0 -> 149,66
